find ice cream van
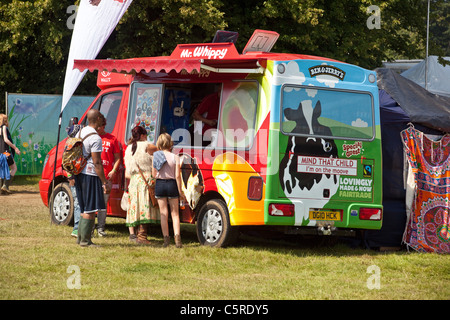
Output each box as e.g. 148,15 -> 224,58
39,30 -> 383,247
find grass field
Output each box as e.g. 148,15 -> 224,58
0,176 -> 449,303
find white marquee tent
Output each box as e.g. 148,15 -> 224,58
401,55 -> 450,97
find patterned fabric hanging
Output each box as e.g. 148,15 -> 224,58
400,126 -> 450,253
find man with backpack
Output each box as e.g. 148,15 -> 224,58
74,109 -> 111,247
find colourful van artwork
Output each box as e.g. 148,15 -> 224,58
40,30 -> 383,246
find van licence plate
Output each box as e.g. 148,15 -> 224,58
309,209 -> 341,221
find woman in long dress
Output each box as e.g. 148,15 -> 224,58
124,126 -> 159,244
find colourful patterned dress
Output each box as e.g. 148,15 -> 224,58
401,126 -> 450,253
126,169 -> 160,226
124,142 -> 160,227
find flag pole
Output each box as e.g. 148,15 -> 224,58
49,0 -> 133,223
425,0 -> 430,90
50,110 -> 63,224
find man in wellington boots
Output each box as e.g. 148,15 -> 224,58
74,110 -> 111,248
77,215 -> 98,247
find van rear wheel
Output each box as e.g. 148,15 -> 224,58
49,182 -> 74,226
196,199 -> 239,247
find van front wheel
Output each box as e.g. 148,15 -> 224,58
49,182 -> 74,226
196,199 -> 239,247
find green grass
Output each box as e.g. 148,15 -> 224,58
0,177 -> 449,301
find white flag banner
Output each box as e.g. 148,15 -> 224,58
61,0 -> 133,112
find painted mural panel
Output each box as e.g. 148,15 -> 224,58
6,94 -> 94,175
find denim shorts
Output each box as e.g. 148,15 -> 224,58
154,179 -> 179,199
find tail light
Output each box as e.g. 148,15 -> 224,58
248,176 -> 263,201
359,207 -> 382,220
269,203 -> 294,217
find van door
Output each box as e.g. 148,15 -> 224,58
82,89 -> 125,216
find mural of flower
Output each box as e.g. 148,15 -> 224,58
8,94 -> 95,176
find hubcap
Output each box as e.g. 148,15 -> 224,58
201,209 -> 223,243
53,190 -> 70,222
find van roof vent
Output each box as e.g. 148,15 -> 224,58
212,30 -> 239,44
242,30 -> 279,55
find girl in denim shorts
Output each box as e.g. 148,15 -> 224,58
152,133 -> 186,248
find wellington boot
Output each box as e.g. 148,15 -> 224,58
77,225 -> 82,244
78,217 -> 99,247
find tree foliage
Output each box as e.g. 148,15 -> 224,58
430,0 -> 450,56
103,0 -> 227,59
222,0 -> 442,68
0,0 -> 448,113
0,0 -> 73,95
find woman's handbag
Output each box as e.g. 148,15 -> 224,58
136,163 -> 158,208
1,126 -> 14,166
2,151 -> 14,166
121,191 -> 129,211
148,181 -> 158,208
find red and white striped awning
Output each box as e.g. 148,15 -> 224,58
74,57 -> 202,74
74,54 -> 266,75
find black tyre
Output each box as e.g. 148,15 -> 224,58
49,182 -> 74,226
196,199 -> 239,247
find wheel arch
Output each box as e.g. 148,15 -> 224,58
47,175 -> 68,204
194,192 -> 240,247
193,190 -> 226,222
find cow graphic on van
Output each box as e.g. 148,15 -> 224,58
279,99 -> 340,225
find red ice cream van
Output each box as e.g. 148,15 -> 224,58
40,30 -> 383,247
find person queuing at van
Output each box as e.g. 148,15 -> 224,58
65,122 -> 83,238
69,175 -> 82,238
75,109 -> 111,247
0,114 -> 21,194
96,114 -> 122,237
124,125 -> 158,244
152,133 -> 186,248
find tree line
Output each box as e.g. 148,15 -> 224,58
1,0 -> 448,114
